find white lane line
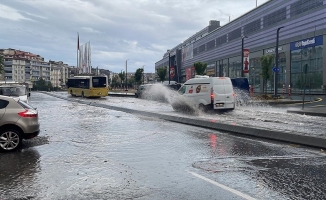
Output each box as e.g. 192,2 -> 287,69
187,171 -> 256,200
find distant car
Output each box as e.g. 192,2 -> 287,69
135,84 -> 153,98
0,95 -> 40,152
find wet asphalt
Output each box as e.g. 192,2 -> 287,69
0,92 -> 325,200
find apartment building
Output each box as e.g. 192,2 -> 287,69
49,61 -> 69,88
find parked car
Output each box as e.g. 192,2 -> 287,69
0,95 -> 40,152
172,75 -> 235,112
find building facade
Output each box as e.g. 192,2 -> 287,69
155,0 -> 326,93
1,48 -> 71,89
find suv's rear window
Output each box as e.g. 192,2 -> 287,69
0,99 -> 9,109
17,100 -> 34,109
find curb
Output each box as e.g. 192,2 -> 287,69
42,92 -> 326,149
287,110 -> 326,117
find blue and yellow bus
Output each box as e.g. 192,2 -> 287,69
67,76 -> 108,98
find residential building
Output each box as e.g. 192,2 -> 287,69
49,61 -> 69,88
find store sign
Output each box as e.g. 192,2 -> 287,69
290,35 -> 323,50
265,47 -> 283,54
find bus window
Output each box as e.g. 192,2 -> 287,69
92,77 -> 107,88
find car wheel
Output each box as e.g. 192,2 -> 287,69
70,90 -> 75,97
81,92 -> 85,98
0,129 -> 22,152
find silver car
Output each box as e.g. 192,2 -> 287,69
0,95 -> 40,152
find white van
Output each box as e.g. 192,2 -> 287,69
176,76 -> 235,111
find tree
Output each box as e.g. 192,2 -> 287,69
0,54 -> 4,75
111,75 -> 119,88
33,77 -> 52,91
134,68 -> 144,85
194,62 -> 207,75
156,66 -> 167,82
260,55 -> 274,95
118,71 -> 125,87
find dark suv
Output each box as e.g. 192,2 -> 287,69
135,84 -> 153,98
0,95 -> 40,152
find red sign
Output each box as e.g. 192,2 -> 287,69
243,48 -> 249,73
170,66 -> 175,78
186,67 -> 192,80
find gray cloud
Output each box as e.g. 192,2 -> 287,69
0,0 -> 269,73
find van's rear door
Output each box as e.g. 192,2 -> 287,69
212,77 -> 234,108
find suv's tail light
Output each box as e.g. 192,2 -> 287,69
18,110 -> 38,118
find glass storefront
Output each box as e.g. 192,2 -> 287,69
228,57 -> 241,78
290,35 -> 323,92
249,57 -> 261,92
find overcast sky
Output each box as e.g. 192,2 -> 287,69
0,0 -> 269,73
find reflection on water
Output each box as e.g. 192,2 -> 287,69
0,149 -> 41,199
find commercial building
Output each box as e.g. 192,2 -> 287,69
155,0 -> 326,93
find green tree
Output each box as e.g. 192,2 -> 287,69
111,75 -> 119,88
118,71 -> 125,86
194,62 -> 207,75
0,54 -> 4,75
156,66 -> 167,82
134,68 -> 144,85
33,77 -> 52,91
260,55 -> 274,95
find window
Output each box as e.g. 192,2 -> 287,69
244,19 -> 261,35
0,99 -> 9,109
291,0 -> 323,17
216,35 -> 227,46
206,40 -> 215,50
198,44 -> 206,53
228,28 -> 241,41
264,7 -> 286,28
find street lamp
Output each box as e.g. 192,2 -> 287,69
125,59 -> 129,91
167,50 -> 171,85
142,65 -> 145,84
241,35 -> 248,77
274,26 -> 284,97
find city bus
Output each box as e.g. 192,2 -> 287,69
0,82 -> 30,103
67,76 -> 109,98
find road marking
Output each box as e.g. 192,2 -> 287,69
187,171 -> 256,200
309,104 -> 326,108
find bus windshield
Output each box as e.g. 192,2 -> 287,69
0,86 -> 27,97
92,77 -> 107,88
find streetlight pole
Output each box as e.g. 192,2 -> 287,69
125,59 -> 128,91
241,35 -> 247,77
142,65 -> 145,84
274,26 -> 284,97
168,50 -> 171,85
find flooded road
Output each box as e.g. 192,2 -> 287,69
0,92 -> 325,199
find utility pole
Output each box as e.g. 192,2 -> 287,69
274,26 -> 284,97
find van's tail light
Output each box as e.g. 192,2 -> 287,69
18,110 -> 38,118
232,93 -> 236,97
211,88 -> 214,104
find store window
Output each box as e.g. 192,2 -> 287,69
228,59 -> 241,78
291,46 -> 323,92
249,57 -> 261,92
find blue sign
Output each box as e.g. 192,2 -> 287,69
290,35 -> 323,51
272,67 -> 280,73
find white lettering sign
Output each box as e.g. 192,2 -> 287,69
266,47 -> 283,54
295,38 -> 316,48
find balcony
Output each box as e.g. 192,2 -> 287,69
4,61 -> 13,65
4,67 -> 12,71
4,73 -> 12,76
